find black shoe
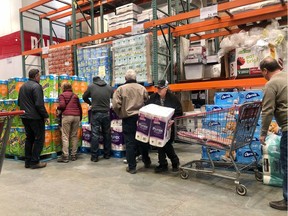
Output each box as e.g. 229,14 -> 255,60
126,167 -> 137,174
25,164 -> 30,168
154,165 -> 168,173
172,163 -> 180,172
144,161 -> 151,168
104,155 -> 110,159
30,162 -> 47,169
269,199 -> 287,211
91,157 -> 99,162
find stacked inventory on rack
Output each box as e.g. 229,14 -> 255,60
112,33 -> 152,86
77,44 -> 112,85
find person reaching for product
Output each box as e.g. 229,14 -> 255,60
146,80 -> 183,173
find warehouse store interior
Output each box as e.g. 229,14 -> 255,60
0,0 -> 287,215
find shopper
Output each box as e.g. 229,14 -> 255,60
112,69 -> 151,174
83,76 -> 113,162
146,80 -> 183,173
18,69 -> 49,169
57,82 -> 82,162
259,56 -> 287,211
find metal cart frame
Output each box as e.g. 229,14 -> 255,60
0,111 -> 25,174
174,102 -> 262,196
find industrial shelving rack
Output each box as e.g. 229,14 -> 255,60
19,0 -> 287,91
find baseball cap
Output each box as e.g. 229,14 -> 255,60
155,80 -> 169,89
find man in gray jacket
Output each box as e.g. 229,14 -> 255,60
18,69 -> 49,169
112,69 -> 151,174
83,76 -> 113,162
260,57 -> 287,211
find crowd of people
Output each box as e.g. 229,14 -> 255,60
17,56 -> 287,211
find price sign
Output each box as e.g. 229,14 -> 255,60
200,4 -> 218,20
98,66 -> 106,77
42,46 -> 49,54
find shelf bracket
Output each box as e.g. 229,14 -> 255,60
224,10 -> 234,17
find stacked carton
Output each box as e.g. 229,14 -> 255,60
48,45 -> 74,75
112,33 -> 152,85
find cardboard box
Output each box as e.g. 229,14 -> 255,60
229,48 -> 261,77
181,100 -> 194,112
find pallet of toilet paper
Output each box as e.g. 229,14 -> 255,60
136,104 -> 175,147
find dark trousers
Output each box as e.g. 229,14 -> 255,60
158,126 -> 179,168
91,112 -> 111,158
22,118 -> 45,165
280,131 -> 287,201
123,115 -> 150,170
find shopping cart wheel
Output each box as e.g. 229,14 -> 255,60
255,171 -> 263,182
236,184 -> 247,196
180,170 -> 189,179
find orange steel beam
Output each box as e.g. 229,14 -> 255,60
174,8 -> 287,37
20,0 -> 53,12
146,78 -> 267,92
174,4 -> 287,34
190,29 -> 240,41
22,27 -> 132,56
143,0 -> 263,28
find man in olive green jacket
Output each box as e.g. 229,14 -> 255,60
260,56 -> 287,211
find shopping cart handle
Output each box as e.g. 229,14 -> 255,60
0,110 -> 25,117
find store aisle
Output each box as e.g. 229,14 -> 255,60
0,144 -> 285,216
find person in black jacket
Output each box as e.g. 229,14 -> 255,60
146,80 -> 183,173
18,69 -> 49,169
83,76 -> 113,162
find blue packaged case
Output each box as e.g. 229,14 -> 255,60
214,92 -> 239,105
239,90 -> 263,104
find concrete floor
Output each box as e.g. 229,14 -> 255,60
0,144 -> 285,216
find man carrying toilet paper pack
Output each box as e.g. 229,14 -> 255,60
146,80 -> 183,173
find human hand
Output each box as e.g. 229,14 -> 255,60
45,118 -> 50,125
260,135 -> 266,145
167,120 -> 174,129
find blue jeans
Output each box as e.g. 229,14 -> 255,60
280,131 -> 287,201
122,115 -> 150,170
91,112 -> 111,158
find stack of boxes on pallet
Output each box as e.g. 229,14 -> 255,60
108,3 -> 142,32
77,44 -> 112,85
48,46 -> 74,76
201,90 -> 264,164
112,33 -> 153,86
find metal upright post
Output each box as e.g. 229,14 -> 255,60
168,0 -> 174,83
79,22 -> 83,38
39,17 -> 45,74
90,0 -> 95,36
100,1 -> 104,42
72,0 -> 78,76
20,12 -> 26,77
49,20 -> 53,45
175,0 -> 181,81
152,0 -> 158,84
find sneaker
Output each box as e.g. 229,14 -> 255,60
172,163 -> 180,172
126,167 -> 137,174
57,156 -> 69,163
91,157 -> 99,162
30,162 -> 47,169
269,199 -> 288,211
154,165 -> 168,173
123,159 -> 128,164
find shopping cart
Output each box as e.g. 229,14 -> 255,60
0,111 -> 25,174
174,102 -> 262,196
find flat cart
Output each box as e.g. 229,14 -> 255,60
174,102 -> 262,196
0,111 -> 25,174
